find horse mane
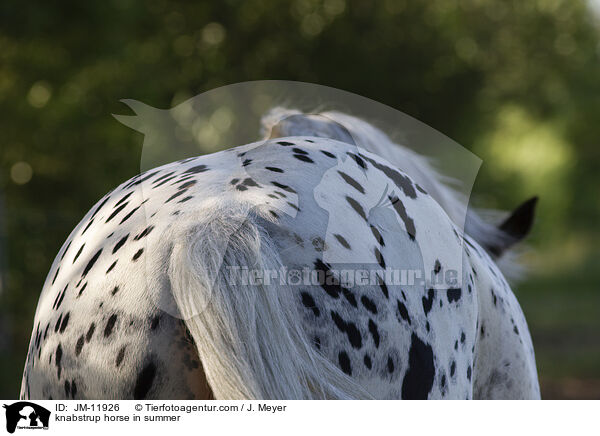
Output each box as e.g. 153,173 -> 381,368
260,107 -> 523,280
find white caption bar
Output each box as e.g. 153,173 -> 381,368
1,400 -> 597,435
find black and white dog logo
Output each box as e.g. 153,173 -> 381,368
3,402 -> 50,433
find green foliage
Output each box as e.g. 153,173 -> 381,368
1,0 -> 599,398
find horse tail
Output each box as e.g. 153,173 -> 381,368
166,201 -> 371,399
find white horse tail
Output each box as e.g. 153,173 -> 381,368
166,200 -> 371,400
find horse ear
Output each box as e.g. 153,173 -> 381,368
487,196 -> 538,257
499,196 -> 538,240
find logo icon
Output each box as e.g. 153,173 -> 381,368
3,402 -> 50,433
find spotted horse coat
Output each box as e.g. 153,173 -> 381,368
21,114 -> 540,400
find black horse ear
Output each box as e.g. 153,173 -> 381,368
487,196 -> 538,257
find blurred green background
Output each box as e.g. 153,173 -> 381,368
1,0 -> 599,399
